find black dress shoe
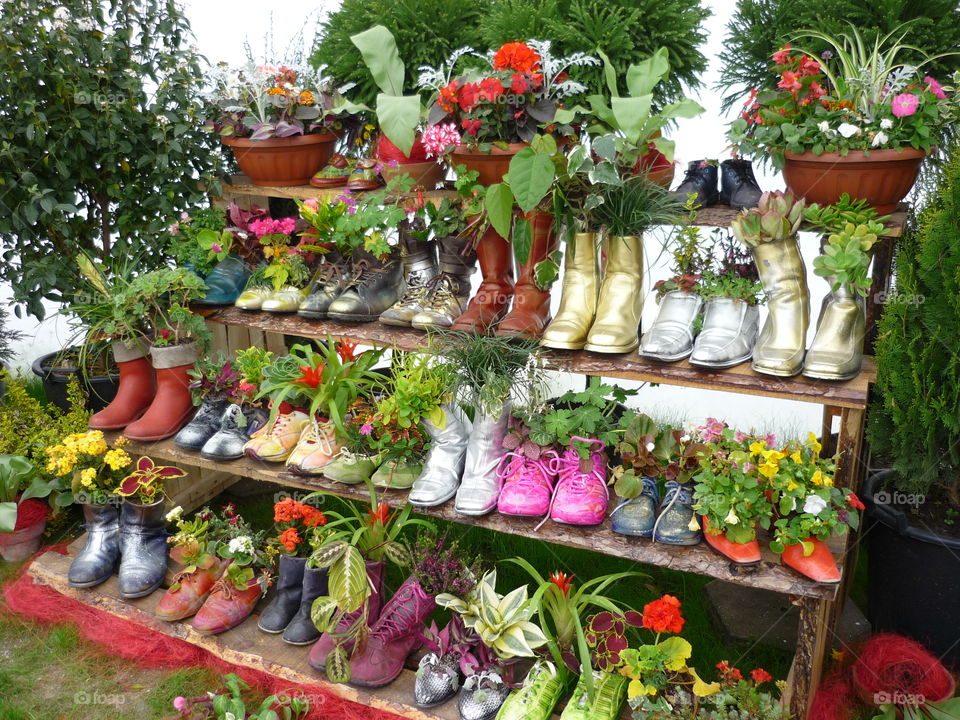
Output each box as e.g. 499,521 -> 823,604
671,160 -> 719,208
719,158 -> 763,209
327,248 -> 405,323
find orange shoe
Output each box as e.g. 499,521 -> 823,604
781,538 -> 841,584
701,516 -> 762,565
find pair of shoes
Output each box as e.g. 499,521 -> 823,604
496,662 -> 628,720
671,159 -> 763,209
244,412 -> 342,475
299,247 -> 404,323
257,554 -> 329,644
610,480 -> 702,544
236,284 -> 307,312
68,498 -> 168,599
175,400 -> 270,459
155,552 -> 229,621
310,154 -> 354,187
192,254 -> 253,306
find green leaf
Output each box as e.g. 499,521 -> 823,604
513,217 -> 532,266
325,643 -> 351,684
350,25 -> 404,96
625,48 -> 670,98
376,94 -> 420,158
310,595 -> 339,633
506,148 -> 555,213
0,501 -> 16,533
597,49 -> 620,97
485,183 -> 514,240
611,95 -> 654,145
328,544 -> 368,613
592,135 -> 617,162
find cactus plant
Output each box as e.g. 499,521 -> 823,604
730,191 -> 805,247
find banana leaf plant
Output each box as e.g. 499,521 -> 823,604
0,455 -> 52,533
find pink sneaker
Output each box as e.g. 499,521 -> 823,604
549,438 -> 609,526
497,451 -> 559,517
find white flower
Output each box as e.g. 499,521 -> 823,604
53,6 -> 69,20
680,435 -> 691,443
165,506 -> 183,523
817,121 -> 831,133
872,131 -> 889,147
76,17 -> 95,31
688,516 -> 701,532
803,495 -> 828,515
157,114 -> 170,125
837,122 -> 861,138
880,118 -> 894,130
645,442 -> 656,452
724,508 -> 740,525
228,536 -> 254,555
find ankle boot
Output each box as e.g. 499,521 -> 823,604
802,279 -> 865,381
174,392 -> 231,451
541,231 -> 600,350
450,226 -> 514,332
327,248 -> 405,322
410,235 -> 477,330
308,560 -> 386,671
380,217 -> 437,326
689,298 -> 760,369
349,576 -> 437,687
89,340 -> 156,430
409,404 -> 470,508
455,401 -> 511,516
298,251 -> 352,320
497,210 -> 559,339
639,290 -> 703,361
584,235 -> 644,354
118,498 -> 168,598
671,160 -> 719,207
751,238 -> 810,377
68,502 -> 120,588
258,554 -> 306,633
124,344 -> 198,441
719,159 -> 763,209
283,565 -> 330,645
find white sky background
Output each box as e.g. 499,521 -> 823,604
10,0 -> 830,437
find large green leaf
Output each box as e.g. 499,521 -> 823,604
375,94 -> 420,157
350,25 -> 404,96
328,544 -> 368,613
310,595 -> 340,633
597,49 -> 620,97
0,501 -> 16,533
512,217 -> 532,266
485,183 -> 514,240
506,148 -> 556,213
611,96 -> 654,145
657,636 -> 692,671
625,48 -> 670,98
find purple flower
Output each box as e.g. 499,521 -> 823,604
820,50 -> 834,60
168,222 -> 180,235
360,423 -> 373,435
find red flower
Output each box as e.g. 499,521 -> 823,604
510,73 -> 529,94
458,82 -> 480,112
302,507 -> 327,527
336,338 -> 358,363
808,81 -> 826,99
716,660 -> 744,682
293,364 -> 324,388
847,493 -> 866,511
553,70 -> 569,84
777,70 -> 802,93
751,668 -> 773,684
479,77 -> 505,102
368,501 -> 390,526
439,80 -> 460,113
529,72 -> 544,90
493,42 -> 541,73
799,56 -> 821,76
642,594 -> 685,634
772,44 -> 792,66
461,118 -> 482,136
159,328 -> 172,340
549,571 -> 575,596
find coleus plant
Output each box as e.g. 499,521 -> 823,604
186,352 -> 241,405
116,456 -> 184,504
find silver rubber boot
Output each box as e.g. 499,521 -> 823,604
118,499 -> 168,599
455,401 -> 511,516
409,404 -> 470,508
689,298 -> 760,369
638,290 -> 703,361
803,280 -> 865,381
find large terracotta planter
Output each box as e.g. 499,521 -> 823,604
380,161 -> 446,190
222,132 -> 338,187
0,520 -> 46,562
783,148 -> 925,214
451,143 -> 528,187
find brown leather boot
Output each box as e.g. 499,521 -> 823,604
497,210 -> 558,339
89,341 -> 157,430
124,344 -> 198,442
450,225 -> 514,332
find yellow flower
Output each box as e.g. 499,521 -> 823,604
749,440 -> 767,456
787,479 -> 799,491
759,461 -> 780,479
810,469 -> 833,486
104,449 -> 132,471
761,449 -> 786,462
298,90 -> 315,106
115,436 -> 129,448
267,86 -> 286,95
688,516 -> 701,532
807,432 -> 822,454
80,467 -> 96,488
790,450 -> 802,463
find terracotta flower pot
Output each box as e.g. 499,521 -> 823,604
0,520 -> 46,562
451,143 -> 528,187
222,132 -> 338,187
380,160 -> 446,190
782,148 -> 925,214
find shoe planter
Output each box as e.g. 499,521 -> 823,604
456,403 -> 511,516
310,154 -> 354,188
496,210 -> 558,340
583,235 -> 644,354
258,554 -> 306,633
68,502 -> 120,588
609,476 -> 659,537
450,225 -> 515,333
496,452 -> 558,518
380,226 -> 437,327
672,160 -> 719,207
781,538 -> 841,584
88,340 -> 156,430
193,254 -> 251,306
414,652 -> 461,708
235,285 -> 273,310
802,280 -> 865,381
124,344 -> 198,442
409,404 -> 469,508
155,555 -> 227,621
327,248 -> 404,323
371,458 -> 422,490
719,159 -> 763,209
200,405 -> 269,461
192,578 -> 264,635
751,236 -> 810,377
653,481 -> 701,546
323,451 -> 379,485
243,411 -> 310,462
551,439 -> 609,526
689,298 -> 759,370
496,661 -> 566,720
285,421 -> 340,475
541,232 -> 599,351
283,565 -> 329,645
639,291 -> 703,362
559,669 -> 628,720
261,286 -> 308,313
117,499 -> 168,599
701,516 -> 762,565
174,393 -> 231,451
459,671 -> 510,720
408,236 -> 476,331
298,253 -> 352,320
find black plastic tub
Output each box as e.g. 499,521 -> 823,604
31,349 -> 120,413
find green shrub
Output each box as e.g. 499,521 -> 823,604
867,141 -> 960,506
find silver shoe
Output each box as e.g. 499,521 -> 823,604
639,290 -> 703,361
410,404 -> 470,508
458,671 -> 509,720
455,402 -> 511,516
689,298 -> 760,369
414,652 -> 460,708
803,279 -> 865,381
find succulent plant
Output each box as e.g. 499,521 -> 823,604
813,222 -> 881,295
731,191 -> 805,247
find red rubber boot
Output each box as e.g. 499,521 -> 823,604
89,341 -> 156,430
124,344 -> 198,442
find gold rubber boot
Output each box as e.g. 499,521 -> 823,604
541,232 -> 599,350
583,235 -> 643,354
802,279 -> 865,381
751,238 -> 809,376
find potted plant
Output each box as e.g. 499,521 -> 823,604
205,61 -> 357,186
171,673 -> 310,719
175,354 -> 241,452
0,455 -> 52,561
728,26 -> 959,212
234,215 -> 313,313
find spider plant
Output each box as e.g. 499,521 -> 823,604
591,174 -> 683,238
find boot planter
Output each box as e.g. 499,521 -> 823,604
497,210 -> 559,339
194,254 -> 252,306
671,160 -> 719,207
639,290 -> 703,362
410,236 -> 478,331
200,404 -> 270,461
751,238 -> 810,377
455,402 -> 511,516
282,564 -> 329,645
584,235 -> 644,354
409,404 -> 469,508
118,498 -> 168,599
155,554 -> 227,621
174,392 -> 231,451
781,538 -> 841,584
652,481 -> 701,546
701,516 -> 761,566
323,451 -> 379,485
68,502 -> 121,587
380,218 -> 437,327
348,577 -> 437,688
285,421 -> 341,475
192,577 -> 264,635
450,225 -> 515,333
689,298 -> 760,370
244,410 -> 310,462
610,477 -> 659,537
258,554 -> 306,633
719,159 -> 763,210
89,340 -> 156,430
298,251 -> 352,320
261,285 -> 308,313
803,279 -> 865,381
327,248 -> 405,323
551,439 -> 609,526
541,232 -> 599,350
124,344 -> 198,442
458,670 -> 510,720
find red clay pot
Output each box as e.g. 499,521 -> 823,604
380,161 -> 446,190
451,143 -> 528,187
782,148 -> 925,215
222,132 -> 338,187
635,147 -> 675,188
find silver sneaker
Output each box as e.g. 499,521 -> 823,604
689,298 -> 760,369
458,671 -> 509,720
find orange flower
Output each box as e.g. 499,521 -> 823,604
267,86 -> 286,96
336,338 -> 358,363
279,527 -> 301,553
298,90 -> 315,106
549,571 -> 575,596
302,508 -> 327,527
493,42 -> 541,74
368,501 -> 390,526
293,364 -> 324,388
642,594 -> 685,634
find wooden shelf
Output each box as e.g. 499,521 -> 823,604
220,175 -> 457,204
197,307 -> 874,410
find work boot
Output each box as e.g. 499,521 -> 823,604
67,502 -> 120,588
283,565 -> 329,645
497,210 -> 559,339
541,231 -> 600,350
751,238 -> 810,377
451,226 -> 514,332
299,251 -> 352,320
671,160 -> 719,208
258,554 -> 306,633
584,235 -> 644,354
124,344 -> 198,442
117,498 -> 168,599
380,217 -> 437,326
411,235 -> 477,330
719,158 -> 763,209
327,248 -> 405,323
89,340 -> 156,430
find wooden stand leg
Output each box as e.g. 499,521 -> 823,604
790,596 -> 835,719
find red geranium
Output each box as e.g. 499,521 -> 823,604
642,594 -> 685,634
461,118 -> 482,136
717,660 -> 744,682
458,82 -> 480,112
510,73 -> 529,94
479,76 -> 505,102
492,42 -> 541,73
751,668 -> 773,684
439,80 -> 460,113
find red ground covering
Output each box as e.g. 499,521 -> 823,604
14,498 -> 51,530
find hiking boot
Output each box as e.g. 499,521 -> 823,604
299,251 -> 352,320
671,160 -> 719,208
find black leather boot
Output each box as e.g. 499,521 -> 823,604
327,247 -> 404,322
671,160 -> 719,207
282,564 -> 329,645
68,502 -> 120,588
719,158 -> 763,209
118,499 -> 168,598
258,554 -> 305,633
174,393 -> 231,451
380,216 -> 437,327
298,250 -> 352,320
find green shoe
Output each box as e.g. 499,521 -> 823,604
496,661 -> 566,720
371,458 -> 422,489
235,285 -> 272,310
323,451 -> 378,485
559,669 -> 628,720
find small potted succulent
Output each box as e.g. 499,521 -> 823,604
0,455 -> 52,561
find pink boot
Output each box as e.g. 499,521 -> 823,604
497,451 -> 559,517
549,438 -> 609,526
348,577 -> 437,688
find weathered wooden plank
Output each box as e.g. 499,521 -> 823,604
220,175 -> 457,205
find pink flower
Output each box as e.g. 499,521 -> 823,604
211,242 -> 222,254
421,123 -> 462,158
173,696 -> 189,712
168,222 -> 179,235
763,433 -> 777,448
249,216 -> 297,238
360,423 -> 373,436
303,197 -> 319,211
772,44 -> 792,66
891,92 -> 920,117
734,430 -> 748,444
924,75 -> 947,100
